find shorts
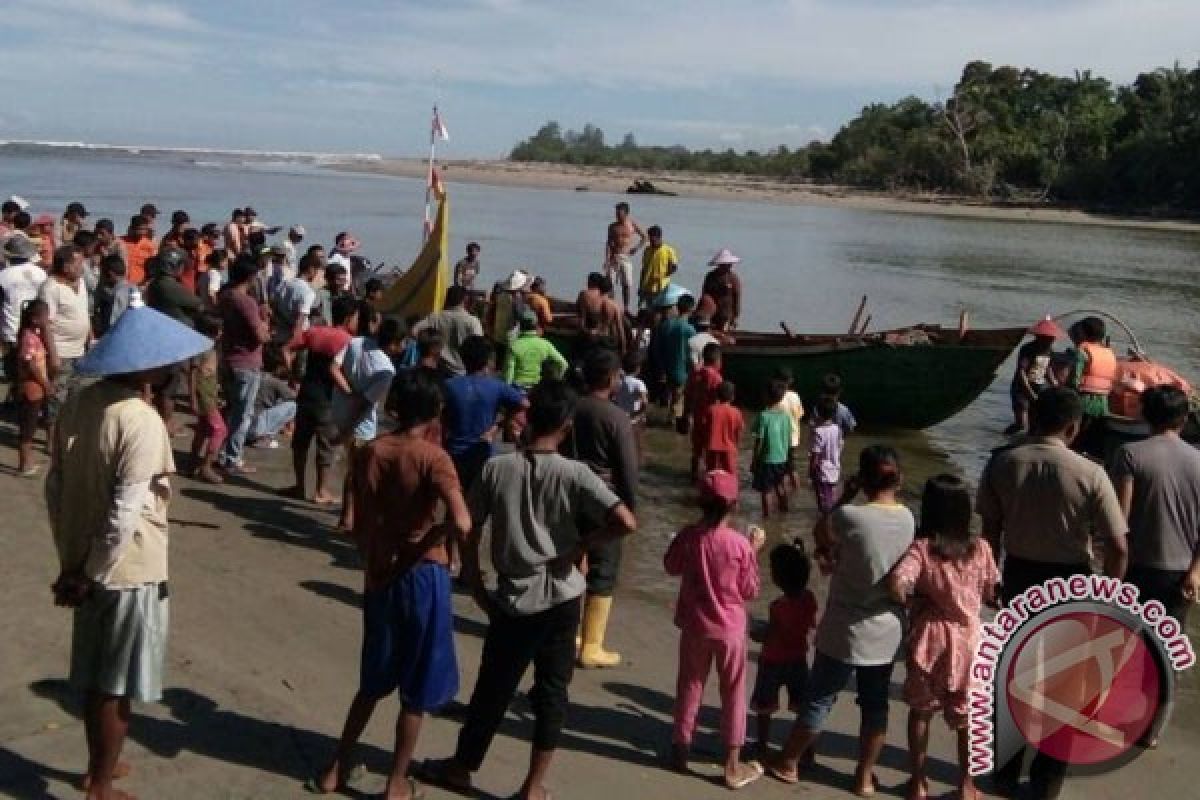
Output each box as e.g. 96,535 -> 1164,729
751,658 -> 809,714
70,583 -> 170,703
752,462 -> 788,493
46,357 -> 79,420
294,405 -> 339,468
360,562 -> 459,711
17,396 -> 42,440
797,650 -> 894,734
668,380 -> 687,423
903,664 -> 969,727
814,481 -> 840,514
608,254 -> 634,292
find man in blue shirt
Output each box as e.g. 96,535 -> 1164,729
651,293 -> 697,431
442,335 -> 528,491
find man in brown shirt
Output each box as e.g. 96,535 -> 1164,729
313,371 -> 470,799
977,387 -> 1128,799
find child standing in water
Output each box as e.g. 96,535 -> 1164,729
752,378 -> 793,518
665,470 -> 767,790
888,475 -> 998,800
809,396 -> 844,517
751,541 -> 818,756
704,381 -> 744,475
1006,317 -> 1062,435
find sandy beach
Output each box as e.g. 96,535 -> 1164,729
335,159 -> 1200,234
2,411 -> 1197,800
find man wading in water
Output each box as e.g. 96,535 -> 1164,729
605,202 -> 645,314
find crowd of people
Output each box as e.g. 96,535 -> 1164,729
3,193 -> 1198,800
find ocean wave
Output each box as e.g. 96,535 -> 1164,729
0,140 -> 383,164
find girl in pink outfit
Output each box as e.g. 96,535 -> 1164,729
664,469 -> 766,791
887,475 -> 999,800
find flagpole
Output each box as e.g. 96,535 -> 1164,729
423,104 -> 437,241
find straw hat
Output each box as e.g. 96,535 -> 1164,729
504,269 -> 531,292
1028,316 -> 1065,339
76,292 -> 212,376
708,248 -> 741,266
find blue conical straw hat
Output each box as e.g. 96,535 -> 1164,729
76,290 -> 213,376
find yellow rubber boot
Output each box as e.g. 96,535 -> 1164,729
578,595 -> 622,668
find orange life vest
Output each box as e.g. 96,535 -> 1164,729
1079,341 -> 1117,395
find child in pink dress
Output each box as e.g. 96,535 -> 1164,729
887,474 -> 999,800
665,469 -> 766,790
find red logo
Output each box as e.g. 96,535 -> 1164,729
1005,611 -> 1161,765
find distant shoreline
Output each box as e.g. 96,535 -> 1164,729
332,158 -> 1200,234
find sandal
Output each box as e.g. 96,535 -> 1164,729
765,761 -> 799,785
726,761 -> 764,790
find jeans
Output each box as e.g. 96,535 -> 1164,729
586,537 -> 623,596
796,650 -> 895,733
219,368 -> 261,466
454,597 -> 580,770
248,399 -> 297,441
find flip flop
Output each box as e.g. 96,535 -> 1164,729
854,772 -> 881,798
379,777 -> 425,800
765,762 -> 799,785
726,761 -> 765,790
303,764 -> 366,794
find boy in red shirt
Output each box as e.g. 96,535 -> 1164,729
686,342 -> 723,481
705,381 -> 744,476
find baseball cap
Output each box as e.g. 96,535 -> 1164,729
699,470 -> 739,505
289,224 -> 305,237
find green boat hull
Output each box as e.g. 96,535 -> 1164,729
547,324 -> 1025,430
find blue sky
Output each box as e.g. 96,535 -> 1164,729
5,0 -> 1200,157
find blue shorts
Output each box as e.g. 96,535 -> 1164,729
796,650 -> 894,733
359,561 -> 459,711
750,658 -> 809,714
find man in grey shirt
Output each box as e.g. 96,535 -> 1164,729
567,348 -> 640,668
414,285 -> 482,376
1109,385 -> 1200,621
428,380 -> 636,800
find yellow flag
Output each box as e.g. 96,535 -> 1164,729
379,192 -> 450,318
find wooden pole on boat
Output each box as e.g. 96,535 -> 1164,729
848,295 -> 868,334
858,315 -> 872,334
423,105 -> 438,241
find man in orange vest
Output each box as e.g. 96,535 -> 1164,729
120,215 -> 157,286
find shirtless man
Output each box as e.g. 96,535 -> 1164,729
604,202 -> 645,314
577,272 -> 627,355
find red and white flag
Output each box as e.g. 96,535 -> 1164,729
432,108 -> 449,141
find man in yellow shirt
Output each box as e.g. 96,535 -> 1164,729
638,225 -> 678,308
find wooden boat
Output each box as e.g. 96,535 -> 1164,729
546,319 -> 1026,430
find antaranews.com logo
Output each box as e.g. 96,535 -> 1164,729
969,575 -> 1196,776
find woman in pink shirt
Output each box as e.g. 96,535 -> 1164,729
664,469 -> 766,790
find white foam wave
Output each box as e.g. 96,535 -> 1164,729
0,139 -> 383,164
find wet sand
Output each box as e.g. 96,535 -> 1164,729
333,159 -> 1200,234
1,413 -> 1197,799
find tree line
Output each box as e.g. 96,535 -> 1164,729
509,60 -> 1200,213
